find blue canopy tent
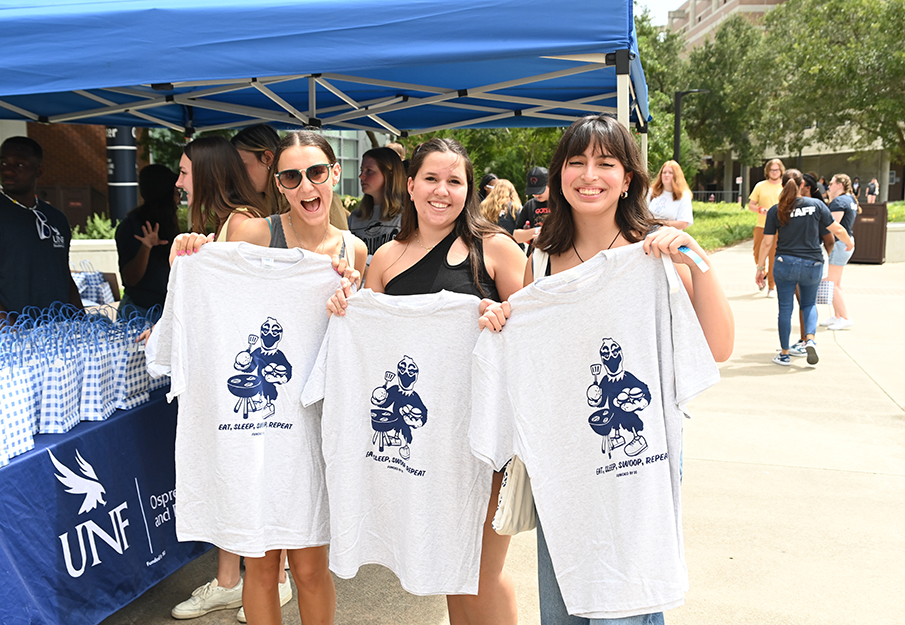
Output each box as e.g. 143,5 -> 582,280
0,0 -> 649,140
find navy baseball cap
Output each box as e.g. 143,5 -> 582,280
525,166 -> 548,195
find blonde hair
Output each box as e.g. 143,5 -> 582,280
764,159 -> 785,179
650,160 -> 689,201
480,179 -> 522,224
831,173 -> 862,213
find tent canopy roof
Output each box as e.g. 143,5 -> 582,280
0,0 -> 649,135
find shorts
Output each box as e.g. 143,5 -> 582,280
828,236 -> 854,266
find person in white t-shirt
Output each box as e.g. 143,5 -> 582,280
646,160 -> 693,230
328,138 -> 527,625
481,114 -> 734,624
172,131 -> 365,625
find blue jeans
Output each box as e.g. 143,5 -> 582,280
536,518 -> 665,625
772,254 -> 823,350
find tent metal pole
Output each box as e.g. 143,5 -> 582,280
615,49 -> 630,130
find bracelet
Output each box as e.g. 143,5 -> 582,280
756,266 -> 765,271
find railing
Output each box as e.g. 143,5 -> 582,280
691,190 -> 742,204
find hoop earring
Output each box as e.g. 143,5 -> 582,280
621,190 -> 628,199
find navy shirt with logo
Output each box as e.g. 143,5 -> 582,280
763,197 -> 834,263
0,193 -> 72,313
827,194 -> 858,238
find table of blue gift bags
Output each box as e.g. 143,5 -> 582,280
0,303 -> 167,467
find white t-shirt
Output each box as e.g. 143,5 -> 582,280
152,242 -> 340,557
471,243 -> 719,619
302,289 -> 491,595
647,190 -> 693,225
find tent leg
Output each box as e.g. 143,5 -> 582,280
615,49 -> 630,130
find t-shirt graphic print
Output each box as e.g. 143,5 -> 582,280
228,316 -> 293,422
369,355 -> 428,460
586,337 -> 652,460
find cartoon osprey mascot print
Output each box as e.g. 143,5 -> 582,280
587,338 -> 651,458
231,317 -> 292,418
369,355 -> 428,460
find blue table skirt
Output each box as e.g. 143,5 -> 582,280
0,388 -> 211,625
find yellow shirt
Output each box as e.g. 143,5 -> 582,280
749,180 -> 783,228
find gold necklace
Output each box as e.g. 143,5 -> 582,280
414,229 -> 442,251
288,212 -> 329,253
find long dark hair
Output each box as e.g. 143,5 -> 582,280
183,136 -> 268,234
231,124 -> 289,215
398,138 -> 506,297
129,164 -> 179,242
355,147 -> 406,220
535,115 -> 654,255
777,168 -> 803,226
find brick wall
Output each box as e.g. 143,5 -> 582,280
28,123 -> 107,190
27,123 -> 108,227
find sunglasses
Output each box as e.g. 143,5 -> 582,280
275,163 -> 334,189
32,208 -> 55,240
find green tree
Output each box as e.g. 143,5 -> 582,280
399,127 -> 563,199
757,0 -> 905,163
681,14 -> 766,167
138,128 -> 234,171
634,5 -> 703,179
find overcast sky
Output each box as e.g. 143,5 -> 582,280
637,0 -> 680,26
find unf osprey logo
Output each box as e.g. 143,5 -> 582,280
48,450 -> 131,578
48,449 -> 106,514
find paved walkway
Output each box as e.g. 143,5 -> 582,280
101,242 -> 905,625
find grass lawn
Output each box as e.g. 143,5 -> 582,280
687,200 -> 905,253
686,201 -> 756,252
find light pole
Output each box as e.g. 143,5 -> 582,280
673,89 -> 709,162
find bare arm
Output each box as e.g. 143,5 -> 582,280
827,222 -> 853,250
512,227 -> 538,245
483,233 -> 527,301
661,219 -> 690,230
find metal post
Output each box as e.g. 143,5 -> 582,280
615,50 -> 631,130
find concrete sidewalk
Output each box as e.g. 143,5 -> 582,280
101,242 -> 905,625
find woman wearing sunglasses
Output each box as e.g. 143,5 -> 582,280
169,133 -> 363,625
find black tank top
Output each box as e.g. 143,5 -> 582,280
384,231 -> 500,301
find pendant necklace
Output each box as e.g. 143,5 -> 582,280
288,212 -> 329,253
572,230 -> 621,263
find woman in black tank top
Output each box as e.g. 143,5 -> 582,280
329,138 -> 526,625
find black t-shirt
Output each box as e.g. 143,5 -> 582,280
515,199 -> 549,229
0,194 -> 72,314
496,202 -> 518,235
828,194 -> 858,238
763,197 -> 834,262
115,213 -> 174,309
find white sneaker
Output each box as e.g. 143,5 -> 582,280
171,578 -> 243,619
828,318 -> 853,331
236,577 -> 292,623
766,289 -> 777,298
819,316 -> 838,327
